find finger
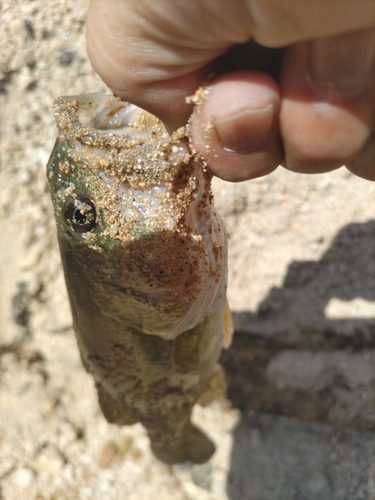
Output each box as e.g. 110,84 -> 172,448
279,27 -> 375,174
346,132 -> 375,181
86,0 -> 251,128
247,0 -> 375,47
191,71 -> 282,182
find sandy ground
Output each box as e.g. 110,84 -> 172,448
1,1 -> 375,499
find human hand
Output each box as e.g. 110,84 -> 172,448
86,0 -> 375,182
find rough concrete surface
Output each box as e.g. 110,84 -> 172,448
1,1 -> 374,499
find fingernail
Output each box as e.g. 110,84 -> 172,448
307,28 -> 375,94
213,104 -> 275,153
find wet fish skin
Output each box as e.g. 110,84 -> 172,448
47,93 -> 232,464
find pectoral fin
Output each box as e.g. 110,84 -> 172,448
222,299 -> 234,349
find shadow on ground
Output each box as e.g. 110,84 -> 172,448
226,413 -> 375,500
220,221 -> 375,499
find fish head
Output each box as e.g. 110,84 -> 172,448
47,93 -> 227,340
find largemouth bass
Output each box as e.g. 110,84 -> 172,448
47,92 -> 233,464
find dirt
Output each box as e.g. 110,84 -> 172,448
1,1 -> 374,499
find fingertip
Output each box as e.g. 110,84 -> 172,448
346,134 -> 375,181
279,31 -> 375,174
191,71 -> 283,181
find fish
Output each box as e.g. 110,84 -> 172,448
47,92 -> 233,464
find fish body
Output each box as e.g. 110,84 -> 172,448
47,93 -> 232,464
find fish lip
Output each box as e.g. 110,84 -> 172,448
53,92 -> 162,147
52,92 -> 178,186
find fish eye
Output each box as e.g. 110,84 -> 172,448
65,197 -> 97,233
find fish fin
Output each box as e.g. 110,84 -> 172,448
97,385 -> 138,426
222,299 -> 234,349
197,364 -> 227,407
149,423 -> 215,464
